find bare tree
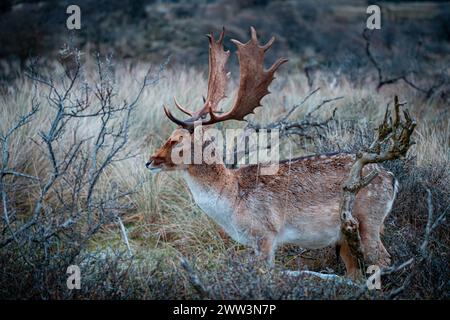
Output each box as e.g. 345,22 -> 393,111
340,96 -> 416,274
0,47 -> 166,298
363,29 -> 447,98
246,87 -> 342,141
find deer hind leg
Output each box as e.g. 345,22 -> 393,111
363,237 -> 391,268
359,174 -> 396,267
360,224 -> 391,267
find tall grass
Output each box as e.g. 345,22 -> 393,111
0,62 -> 448,299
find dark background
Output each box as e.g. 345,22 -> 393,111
0,0 -> 449,78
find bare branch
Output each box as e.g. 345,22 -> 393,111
339,95 -> 416,274
363,29 -> 445,98
247,88 -> 341,140
1,49 -> 165,252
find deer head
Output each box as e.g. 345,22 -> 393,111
146,27 -> 287,172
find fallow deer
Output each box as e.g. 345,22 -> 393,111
146,27 -> 396,277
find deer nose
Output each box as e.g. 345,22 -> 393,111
145,160 -> 152,168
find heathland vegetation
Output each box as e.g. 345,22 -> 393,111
0,0 -> 448,299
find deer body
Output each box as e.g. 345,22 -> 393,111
178,153 -> 396,272
147,27 -> 395,276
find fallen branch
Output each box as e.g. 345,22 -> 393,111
283,270 -> 358,287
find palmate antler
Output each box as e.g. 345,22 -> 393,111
164,27 -> 288,130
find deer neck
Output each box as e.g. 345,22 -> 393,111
183,163 -> 234,195
182,163 -> 237,221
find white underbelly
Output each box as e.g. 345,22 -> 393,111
276,224 -> 341,249
184,174 -> 341,249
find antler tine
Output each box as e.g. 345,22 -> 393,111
268,57 -> 289,73
261,36 -> 275,52
174,97 -> 194,116
218,26 -> 225,44
206,27 -> 225,44
250,26 -> 258,41
230,39 -> 244,46
250,26 -> 275,52
163,105 -> 194,130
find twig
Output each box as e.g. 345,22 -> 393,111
247,88 -> 341,140
116,216 -> 133,258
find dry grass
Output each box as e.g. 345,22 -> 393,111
0,62 -> 448,299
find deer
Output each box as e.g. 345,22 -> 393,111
146,27 -> 397,278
